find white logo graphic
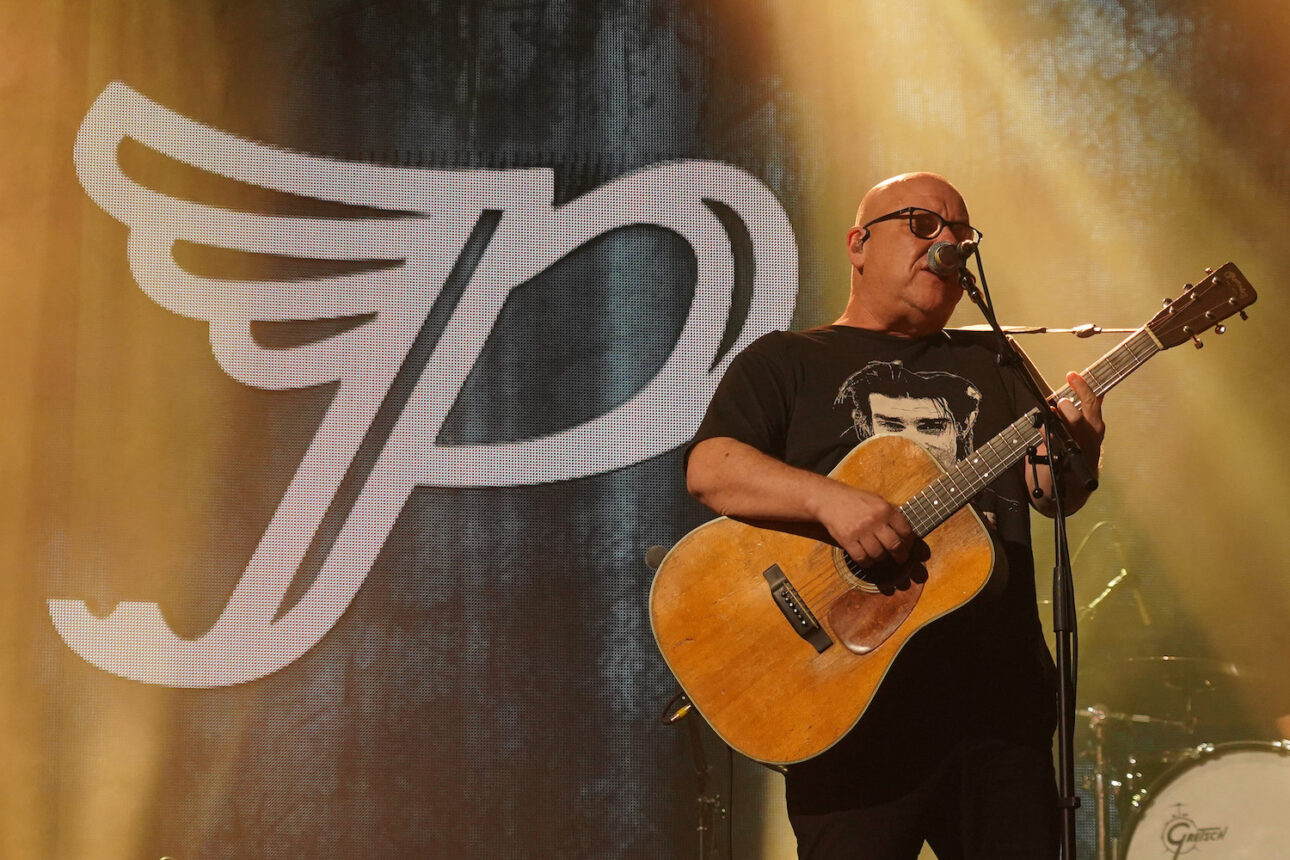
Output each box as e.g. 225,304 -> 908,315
52,82 -> 797,687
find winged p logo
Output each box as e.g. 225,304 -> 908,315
51,82 -> 797,686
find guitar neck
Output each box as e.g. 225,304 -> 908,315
899,327 -> 1161,537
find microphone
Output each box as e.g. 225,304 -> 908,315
927,240 -> 979,276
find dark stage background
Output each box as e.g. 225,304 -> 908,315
4,2 -> 1289,858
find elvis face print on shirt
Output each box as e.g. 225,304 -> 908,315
834,360 -> 982,469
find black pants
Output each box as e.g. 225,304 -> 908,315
787,738 -> 1059,860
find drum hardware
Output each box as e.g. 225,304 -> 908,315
1082,705 -> 1115,860
1120,656 -> 1247,734
1080,706 -> 1192,860
1083,656 -> 1247,734
1119,746 -> 1205,822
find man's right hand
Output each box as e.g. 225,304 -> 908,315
810,481 -> 916,566
688,436 -> 916,566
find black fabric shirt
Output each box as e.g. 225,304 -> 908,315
688,325 -> 1058,813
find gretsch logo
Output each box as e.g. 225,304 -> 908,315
52,82 -> 797,687
1161,804 -> 1228,857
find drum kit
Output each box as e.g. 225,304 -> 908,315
1073,647 -> 1290,858
1038,522 -> 1290,858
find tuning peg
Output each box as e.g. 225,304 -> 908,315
1239,310 -> 1249,321
1183,325 -> 1203,349
1162,297 -> 1174,311
1214,324 -> 1226,335
1204,267 -> 1215,275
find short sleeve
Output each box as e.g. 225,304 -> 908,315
684,332 -> 797,467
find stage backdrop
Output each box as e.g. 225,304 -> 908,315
4,2 -> 1289,858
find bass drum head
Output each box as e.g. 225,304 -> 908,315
1122,741 -> 1290,859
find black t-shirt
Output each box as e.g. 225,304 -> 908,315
689,325 -> 1058,813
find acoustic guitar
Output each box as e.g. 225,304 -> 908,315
650,263 -> 1256,764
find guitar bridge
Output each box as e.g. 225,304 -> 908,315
763,564 -> 832,653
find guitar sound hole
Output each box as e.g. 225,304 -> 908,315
843,543 -> 931,596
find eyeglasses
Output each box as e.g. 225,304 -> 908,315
860,207 -> 982,245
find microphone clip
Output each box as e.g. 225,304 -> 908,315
958,266 -> 982,305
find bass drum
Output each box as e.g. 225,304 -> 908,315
1122,741 -> 1290,859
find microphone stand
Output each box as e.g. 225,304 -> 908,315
956,257 -> 1095,860
660,691 -> 728,859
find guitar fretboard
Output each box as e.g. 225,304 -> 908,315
899,327 -> 1160,537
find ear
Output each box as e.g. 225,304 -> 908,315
846,225 -> 866,271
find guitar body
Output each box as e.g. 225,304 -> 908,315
649,434 -> 996,764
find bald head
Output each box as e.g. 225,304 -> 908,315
854,172 -> 969,232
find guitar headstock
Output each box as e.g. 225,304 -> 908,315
1148,263 -> 1257,349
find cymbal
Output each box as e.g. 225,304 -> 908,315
1119,656 -> 1247,694
1077,656 -> 1255,729
1079,705 -> 1188,730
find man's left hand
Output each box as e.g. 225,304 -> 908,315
1055,370 -> 1106,464
1028,370 -> 1106,515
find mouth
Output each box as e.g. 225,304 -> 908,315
918,263 -> 955,281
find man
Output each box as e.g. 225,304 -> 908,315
685,172 -> 1105,859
